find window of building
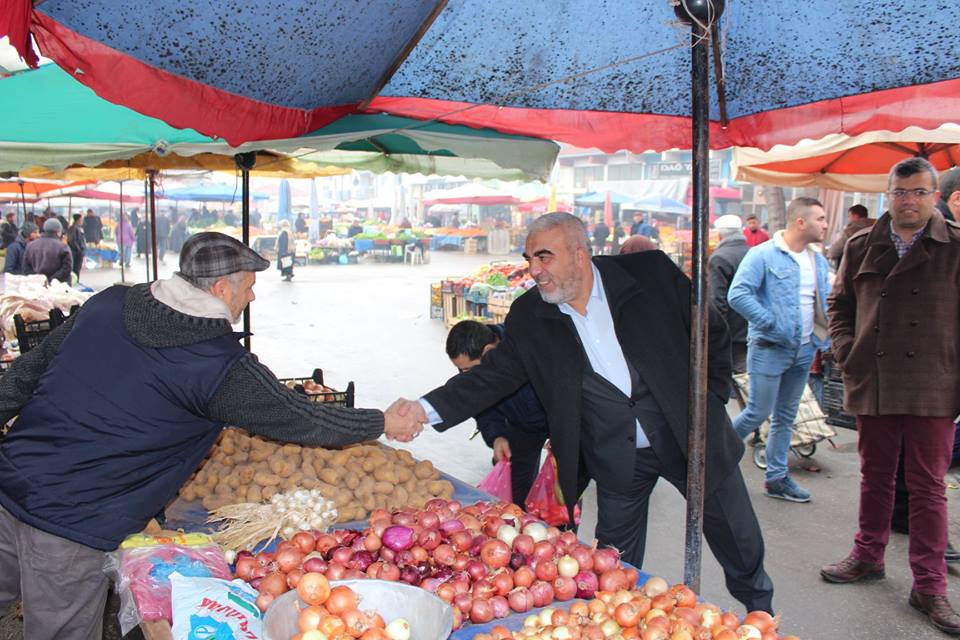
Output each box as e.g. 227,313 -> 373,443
574,165 -> 605,189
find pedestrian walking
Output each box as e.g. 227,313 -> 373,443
727,198 -> 830,502
0,212 -> 18,249
66,214 -> 87,280
592,219 -> 609,255
115,214 -> 135,268
82,209 -> 103,246
708,214 -> 750,374
828,204 -> 874,269
277,220 -> 294,281
821,157 -> 960,635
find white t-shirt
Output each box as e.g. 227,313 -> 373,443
788,248 -> 816,344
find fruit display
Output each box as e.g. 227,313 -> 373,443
232,499 -> 638,627
478,582 -> 795,640
450,262 -> 533,292
178,430 -> 454,519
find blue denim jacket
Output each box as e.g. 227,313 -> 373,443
727,231 -> 832,350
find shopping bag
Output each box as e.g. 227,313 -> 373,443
525,451 -> 580,526
477,459 -> 512,503
279,254 -> 294,269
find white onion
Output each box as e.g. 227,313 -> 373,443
736,625 -> 762,640
551,626 -> 572,640
496,524 -> 520,546
538,608 -> 555,627
223,549 -> 237,564
385,618 -> 411,640
523,522 -> 548,543
282,526 -> 295,537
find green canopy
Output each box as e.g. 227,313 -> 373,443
0,65 -> 559,181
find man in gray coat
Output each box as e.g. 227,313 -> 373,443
23,219 -> 72,284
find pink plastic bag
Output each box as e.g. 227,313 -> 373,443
477,459 -> 512,503
525,451 -> 580,526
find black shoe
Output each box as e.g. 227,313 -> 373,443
947,542 -> 960,565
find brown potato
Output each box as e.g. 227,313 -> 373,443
319,469 -> 339,485
413,460 -> 435,479
253,472 -> 281,487
262,485 -> 278,501
373,481 -> 393,495
245,485 -> 262,503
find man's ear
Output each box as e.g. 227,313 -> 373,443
481,343 -> 496,356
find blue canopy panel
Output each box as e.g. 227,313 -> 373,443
383,0 -> 958,120
38,0 -> 439,110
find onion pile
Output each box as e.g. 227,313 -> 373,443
233,499 -> 638,628
469,582 -> 795,640
291,572 -> 411,640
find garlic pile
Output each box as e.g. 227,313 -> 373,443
207,488 -> 339,552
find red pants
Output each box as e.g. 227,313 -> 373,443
851,414 -> 955,595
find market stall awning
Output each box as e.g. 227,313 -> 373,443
422,184 -> 520,206
5,1 -> 957,152
733,124 -> 960,192
160,184 -> 271,203
574,191 -> 634,207
0,178 -> 92,198
47,188 -> 145,204
0,64 -> 558,182
623,195 -> 690,215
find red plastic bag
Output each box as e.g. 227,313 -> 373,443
477,459 -> 512,503
525,451 -> 580,526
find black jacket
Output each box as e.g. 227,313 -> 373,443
707,234 -> 749,346
23,235 -> 72,284
425,251 -> 742,519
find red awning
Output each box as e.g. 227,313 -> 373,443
710,187 -> 741,200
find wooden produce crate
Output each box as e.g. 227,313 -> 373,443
442,291 -> 463,328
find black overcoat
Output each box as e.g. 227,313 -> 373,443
425,251 -> 744,520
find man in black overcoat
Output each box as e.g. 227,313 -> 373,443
399,212 -> 773,612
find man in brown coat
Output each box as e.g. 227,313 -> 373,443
828,204 -> 874,269
821,157 -> 960,635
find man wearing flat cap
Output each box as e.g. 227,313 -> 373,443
0,232 -> 424,639
23,218 -> 73,284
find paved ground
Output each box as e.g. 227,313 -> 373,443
2,249 -> 958,638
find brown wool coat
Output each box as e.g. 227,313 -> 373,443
828,212 -> 960,417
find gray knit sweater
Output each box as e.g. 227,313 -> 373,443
0,284 -> 385,445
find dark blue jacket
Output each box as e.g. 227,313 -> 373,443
3,236 -> 27,274
474,325 -> 548,447
0,286 -> 246,550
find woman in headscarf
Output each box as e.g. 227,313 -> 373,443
277,219 -> 294,281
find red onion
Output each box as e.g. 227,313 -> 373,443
335,529 -> 360,546
508,586 -> 534,613
492,570 -> 514,596
575,570 -> 599,599
449,530 -> 473,553
453,553 -> 471,571
529,580 -> 554,607
454,593 -> 473,615
418,510 -> 440,530
532,541 -> 556,562
395,550 -> 415,566
571,545 -> 594,572
458,513 -> 482,532
420,577 -> 442,592
470,598 -> 494,623
379,547 -> 396,563
448,500 -> 462,513
489,595 -> 510,619
349,550 -> 375,571
400,566 -> 421,584
285,569 -> 303,588
276,547 -> 303,573
236,550 -> 253,561
512,534 -> 535,557
235,557 -> 256,581
314,534 -> 338,555
424,498 -> 448,512
436,583 -> 456,603
432,566 -> 454,580
382,525 -> 416,552
466,560 -> 487,581
513,566 -> 535,588
343,569 -> 367,580
303,556 -> 328,574
553,576 -> 577,601
392,511 -> 417,527
249,577 -> 263,590
417,529 -> 442,550
254,552 -> 274,568
593,547 -> 620,574
534,559 -> 558,582
599,568 -> 630,592
331,546 -> 354,566
378,562 -> 401,581
472,578 -> 496,600
480,540 -> 512,569
433,544 -> 456,566
510,552 -> 526,570
440,519 -> 465,535
326,562 -> 346,580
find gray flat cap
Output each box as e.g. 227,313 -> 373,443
43,218 -> 62,233
178,231 -> 270,279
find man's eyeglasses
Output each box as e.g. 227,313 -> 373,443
888,188 -> 935,199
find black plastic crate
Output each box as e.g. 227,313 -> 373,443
277,368 -> 355,408
822,361 -> 857,430
13,308 -> 66,354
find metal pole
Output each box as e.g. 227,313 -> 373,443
675,0 -> 723,594
119,181 -> 126,284
235,152 -> 256,352
149,170 -> 159,282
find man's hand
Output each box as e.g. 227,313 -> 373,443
383,398 -> 426,442
492,437 -> 511,462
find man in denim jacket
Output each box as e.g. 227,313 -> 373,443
728,197 -> 830,502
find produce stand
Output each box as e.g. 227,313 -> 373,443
433,262 -> 532,328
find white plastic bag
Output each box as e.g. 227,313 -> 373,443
170,573 -> 263,640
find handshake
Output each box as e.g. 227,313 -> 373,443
383,398 -> 429,442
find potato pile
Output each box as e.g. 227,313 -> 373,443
179,429 -> 455,522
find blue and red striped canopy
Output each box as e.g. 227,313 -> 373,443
5,0 -> 959,150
